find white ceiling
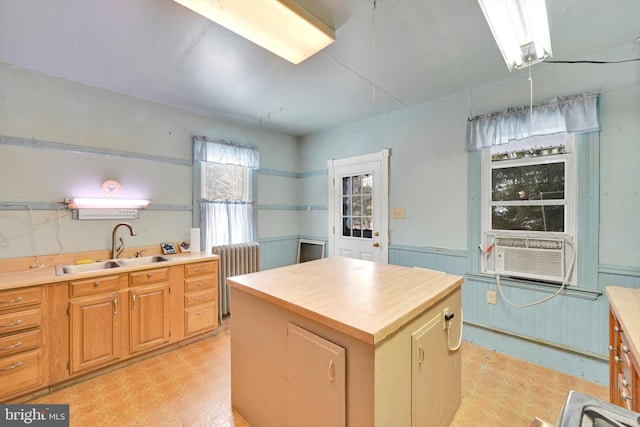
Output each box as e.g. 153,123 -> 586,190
0,0 -> 638,137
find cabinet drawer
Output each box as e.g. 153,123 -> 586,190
0,308 -> 42,335
185,289 -> 216,307
184,275 -> 215,292
0,287 -> 42,312
129,268 -> 169,286
185,261 -> 216,277
185,303 -> 217,336
0,349 -> 44,398
70,275 -> 120,297
0,329 -> 41,358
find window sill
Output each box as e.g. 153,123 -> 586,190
464,272 -> 602,301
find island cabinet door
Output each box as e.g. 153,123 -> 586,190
411,312 -> 461,427
287,323 -> 346,427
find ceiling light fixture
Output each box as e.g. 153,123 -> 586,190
67,198 -> 150,209
173,0 -> 335,65
478,0 -> 552,71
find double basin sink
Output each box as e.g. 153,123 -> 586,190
55,256 -> 169,276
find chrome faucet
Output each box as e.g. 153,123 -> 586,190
111,222 -> 137,259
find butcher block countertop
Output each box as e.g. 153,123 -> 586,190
0,251 -> 218,291
227,256 -> 463,345
607,286 -> 640,362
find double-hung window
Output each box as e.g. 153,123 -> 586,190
193,137 -> 259,250
481,134 -> 577,284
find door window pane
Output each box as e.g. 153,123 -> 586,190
342,174 -> 373,239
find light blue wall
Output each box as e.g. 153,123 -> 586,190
295,42 -> 640,384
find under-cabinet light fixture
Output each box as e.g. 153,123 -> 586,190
67,198 -> 150,210
478,0 -> 552,71
173,0 -> 335,64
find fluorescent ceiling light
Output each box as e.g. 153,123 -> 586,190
173,0 -> 335,65
478,0 -> 552,71
68,198 -> 150,209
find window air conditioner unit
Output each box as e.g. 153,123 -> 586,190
492,236 -> 565,283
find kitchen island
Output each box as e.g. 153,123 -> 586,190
228,257 -> 463,427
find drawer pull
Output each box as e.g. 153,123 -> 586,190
621,391 -> 632,401
609,345 -> 616,352
94,281 -> 101,287
0,341 -> 22,350
0,319 -> 22,328
614,326 -> 620,333
622,378 -> 630,388
195,296 -> 208,302
614,356 -> 621,363
195,281 -> 208,287
0,296 -> 22,304
195,309 -> 209,316
147,273 -> 153,278
195,267 -> 208,273
0,361 -> 23,372
622,345 -> 630,354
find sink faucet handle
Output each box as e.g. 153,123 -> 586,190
136,250 -> 147,258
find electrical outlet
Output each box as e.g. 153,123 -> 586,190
442,307 -> 449,330
392,208 -> 406,219
487,290 -> 497,305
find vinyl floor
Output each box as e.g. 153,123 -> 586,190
28,326 -> 608,426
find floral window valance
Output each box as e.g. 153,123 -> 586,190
465,93 -> 599,151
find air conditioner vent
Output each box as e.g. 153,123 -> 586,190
491,237 -> 566,283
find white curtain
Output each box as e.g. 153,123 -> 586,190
201,200 -> 256,248
193,136 -> 259,251
465,93 -> 599,151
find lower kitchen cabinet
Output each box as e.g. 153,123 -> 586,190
607,287 -> 640,412
0,285 -> 46,401
287,323 -> 345,427
69,291 -> 122,374
129,282 -> 170,354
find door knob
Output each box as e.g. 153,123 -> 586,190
373,242 -> 380,247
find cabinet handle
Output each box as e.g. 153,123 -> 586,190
195,281 -> 208,287
0,296 -> 22,304
113,299 -> 118,314
0,319 -> 22,328
621,391 -> 632,401
327,360 -> 334,382
622,345 -> 630,354
0,341 -> 22,350
608,345 -> 616,352
132,295 -> 137,310
94,281 -> 101,287
195,267 -> 208,273
147,273 -> 153,278
614,326 -> 620,333
418,345 -> 425,366
195,296 -> 207,302
0,361 -> 23,372
622,378 -> 629,388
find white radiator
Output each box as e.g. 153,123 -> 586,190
212,242 -> 260,318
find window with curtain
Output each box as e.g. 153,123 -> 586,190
466,93 -> 599,286
193,137 -> 259,251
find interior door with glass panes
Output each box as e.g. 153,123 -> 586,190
328,150 -> 389,263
